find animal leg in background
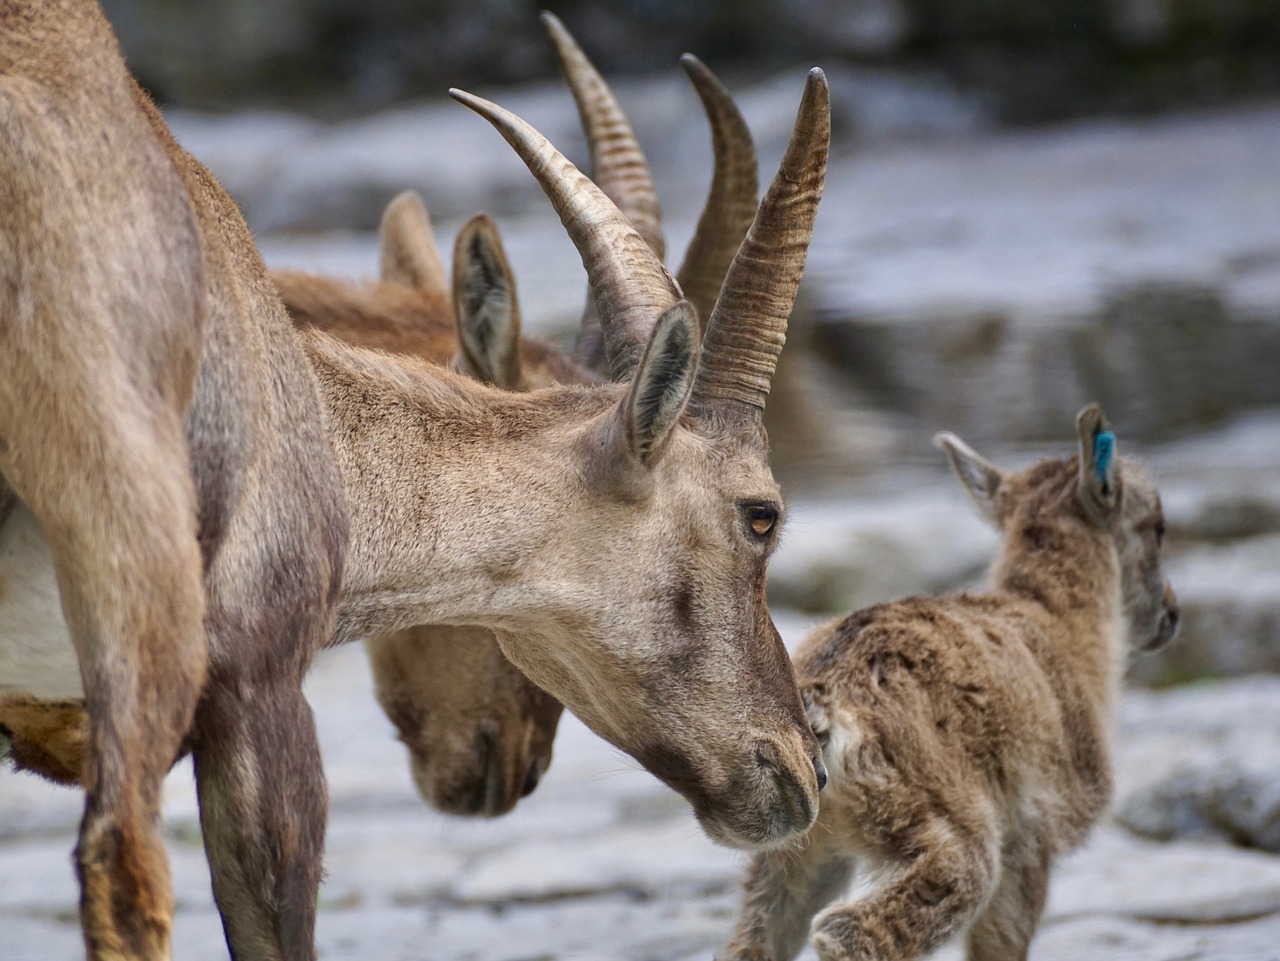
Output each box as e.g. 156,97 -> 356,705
964,835 -> 1052,961
192,675 -> 327,961
723,833 -> 855,961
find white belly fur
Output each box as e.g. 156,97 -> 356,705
0,502 -> 83,699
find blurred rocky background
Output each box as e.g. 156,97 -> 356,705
6,4 -> 1280,959
104,0 -> 1280,120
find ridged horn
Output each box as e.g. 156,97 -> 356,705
675,54 -> 759,331
450,88 -> 682,381
692,68 -> 830,414
541,10 -> 665,263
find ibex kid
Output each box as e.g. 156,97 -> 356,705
721,404 -> 1179,961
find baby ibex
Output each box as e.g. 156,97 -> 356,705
721,405 -> 1179,961
1,3 -> 828,957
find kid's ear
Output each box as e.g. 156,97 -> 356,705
1076,403 -> 1120,519
934,432 -> 1004,524
379,190 -> 449,294
452,213 -> 521,388
620,300 -> 700,466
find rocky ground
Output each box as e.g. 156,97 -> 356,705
5,646 -> 1280,961
3,73 -> 1280,960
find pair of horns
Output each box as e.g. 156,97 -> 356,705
543,12 -> 759,345
451,27 -> 829,414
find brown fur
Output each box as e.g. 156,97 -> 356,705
1,7 -> 828,958
279,206 -> 587,817
0,696 -> 89,784
721,405 -> 1179,961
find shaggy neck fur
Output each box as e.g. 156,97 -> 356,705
989,462 -> 1125,721
301,330 -> 621,644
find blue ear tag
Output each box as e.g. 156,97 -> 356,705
1093,430 -> 1115,490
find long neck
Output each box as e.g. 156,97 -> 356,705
300,330 -> 619,645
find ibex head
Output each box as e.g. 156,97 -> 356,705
936,404 -> 1180,655
449,66 -> 830,849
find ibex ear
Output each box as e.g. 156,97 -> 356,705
452,214 -> 521,388
621,301 -> 700,465
379,190 -> 449,294
1077,403 -> 1120,519
935,432 -> 1004,525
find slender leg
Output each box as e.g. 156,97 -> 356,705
721,830 -> 855,961
811,819 -> 997,961
191,675 -> 327,961
2,418 -> 206,961
965,838 -> 1052,961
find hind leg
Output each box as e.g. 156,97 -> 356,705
1,415 -> 206,960
811,816 -> 997,961
964,837 -> 1052,961
720,830 -> 855,961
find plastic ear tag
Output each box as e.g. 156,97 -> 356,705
1094,429 -> 1115,489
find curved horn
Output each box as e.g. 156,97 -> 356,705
674,54 -> 759,331
450,88 -> 681,381
541,11 -> 665,263
692,68 -> 829,414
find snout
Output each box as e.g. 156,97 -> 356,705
687,731 -> 823,851
410,727 -> 552,819
1142,582 -> 1180,652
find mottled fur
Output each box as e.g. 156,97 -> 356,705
721,406 -> 1179,961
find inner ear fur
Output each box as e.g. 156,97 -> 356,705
935,431 -> 1004,525
621,300 -> 700,466
1076,402 -> 1120,519
452,213 -> 521,388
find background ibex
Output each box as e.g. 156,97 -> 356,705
720,405 -> 1179,961
278,201 -> 586,816
0,2 -> 830,958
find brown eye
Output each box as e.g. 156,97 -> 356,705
745,504 -> 778,539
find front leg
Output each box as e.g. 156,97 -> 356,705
721,830 -> 854,961
192,678 -> 327,961
811,821 -> 996,961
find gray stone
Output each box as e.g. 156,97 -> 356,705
1113,678 -> 1280,852
1048,826 -> 1280,923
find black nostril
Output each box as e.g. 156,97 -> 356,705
521,764 -> 541,797
813,755 -> 828,792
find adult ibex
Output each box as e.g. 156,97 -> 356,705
0,3 -> 829,959
271,17 -> 762,818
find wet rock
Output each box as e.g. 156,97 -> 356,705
1117,756 -> 1280,852
1113,677 -> 1280,852
806,104 -> 1280,448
